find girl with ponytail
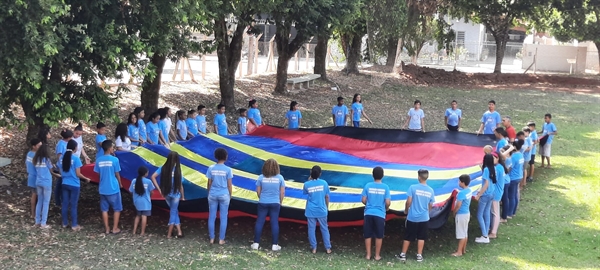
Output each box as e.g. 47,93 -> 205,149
129,166 -> 155,236
151,151 -> 185,238
60,139 -> 91,231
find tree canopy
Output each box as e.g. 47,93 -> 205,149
550,0 -> 600,57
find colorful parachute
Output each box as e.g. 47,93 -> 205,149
81,126 -> 495,228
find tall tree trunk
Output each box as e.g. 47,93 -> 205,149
214,16 -> 246,113
274,51 -> 292,93
595,41 -> 600,75
141,54 -> 167,117
393,38 -> 404,73
493,35 -> 508,74
273,23 -> 307,94
386,37 -> 398,66
484,18 -> 511,74
313,35 -> 329,80
342,34 -> 362,74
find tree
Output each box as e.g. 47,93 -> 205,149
335,1 -> 367,75
0,0 -> 134,142
364,0 -> 408,66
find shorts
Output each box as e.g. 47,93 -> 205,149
363,215 -> 385,239
455,214 -> 470,239
404,220 -> 428,241
529,155 -> 535,165
540,144 -> 552,157
447,125 -> 459,131
30,187 -> 38,194
353,121 -> 360,128
137,210 -> 151,216
100,193 -> 123,212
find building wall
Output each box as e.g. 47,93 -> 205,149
450,19 -> 485,60
521,44 -> 587,73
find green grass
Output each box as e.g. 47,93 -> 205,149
1,83 -> 599,269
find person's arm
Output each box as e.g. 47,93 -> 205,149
158,132 -> 167,145
444,116 -> 449,128
477,123 -> 484,135
385,198 -> 391,211
404,196 -> 413,215
452,200 -> 462,216
180,183 -> 185,201
81,147 -> 91,164
256,185 -> 262,199
282,117 -> 288,129
227,178 -> 233,197
298,118 -> 302,128
176,129 -> 184,141
325,194 -> 330,210
332,113 -> 336,125
279,186 -> 285,204
248,116 -> 257,126
115,172 -> 123,189
428,202 -> 433,211
361,195 -> 367,205
457,115 -> 462,129
402,116 -> 410,129
151,172 -> 162,195
213,124 -> 219,133
475,179 -> 489,200
362,110 -> 373,124
421,114 -> 425,132
187,129 -> 194,138
75,168 -> 91,183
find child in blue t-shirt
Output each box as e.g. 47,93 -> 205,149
238,108 -> 248,134
402,100 -> 425,132
95,122 -> 108,159
445,100 -> 462,131
130,166 -> 155,236
507,140 -> 525,219
398,169 -> 435,262
151,151 -> 185,238
474,154 -> 496,244
33,143 -> 60,229
478,100 -> 502,135
331,96 -> 349,127
186,110 -> 199,137
26,139 -> 42,219
540,114 -> 558,168
214,104 -> 228,135
247,99 -> 264,127
196,105 -> 208,134
206,148 -> 234,245
451,174 -> 472,257
176,110 -> 189,141
361,166 -> 391,261
303,166 -> 332,254
519,129 -> 532,187
494,127 -> 509,153
134,107 -> 147,144
146,112 -> 167,146
252,158 -> 286,251
526,122 -> 539,181
283,101 -> 302,129
60,140 -> 91,230
350,94 -> 373,128
127,113 -> 141,147
93,140 -> 123,234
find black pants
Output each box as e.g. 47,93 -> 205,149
447,125 -> 459,131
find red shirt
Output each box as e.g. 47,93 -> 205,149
506,125 -> 516,141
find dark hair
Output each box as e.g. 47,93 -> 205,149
289,101 -> 298,111
74,123 -> 83,131
134,107 -> 144,115
261,159 -> 280,177
337,96 -> 344,102
33,144 -> 51,165
188,109 -> 196,115
352,93 -> 361,103
494,127 -> 508,138
522,127 -> 530,133
62,139 -> 78,172
197,105 -> 206,111
372,166 -> 384,180
488,100 -> 496,105
96,122 -> 106,129
458,174 -> 471,186
158,108 -> 167,120
214,148 -> 228,161
159,151 -> 182,197
30,138 -> 41,147
115,123 -> 128,142
310,165 -> 322,180
502,144 -> 516,155
414,100 -> 421,105
497,150 -> 509,174
163,106 -> 171,113
127,113 -> 138,127
418,169 -> 429,180
482,154 -> 497,184
217,104 -> 225,110
60,129 -> 73,139
102,140 -> 113,152
248,99 -> 256,108
238,108 -> 247,115
135,166 -> 149,196
451,100 -> 457,104
149,112 -> 160,121
516,131 -> 525,138
176,110 -> 186,119
37,125 -> 51,145
545,113 -> 552,119
527,121 -> 536,127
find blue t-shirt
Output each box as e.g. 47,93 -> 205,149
238,117 -> 247,134
407,108 -> 425,130
504,157 -> 513,185
406,183 -> 435,222
481,167 -> 496,197
61,156 -> 83,187
206,164 -> 233,196
332,105 -> 349,126
95,134 -> 107,158
493,164 -> 506,201
35,157 -> 54,187
26,151 -> 37,188
214,113 -> 228,135
159,119 -> 170,143
285,110 -> 302,129
129,177 -> 155,211
176,119 -> 187,140
137,119 -> 147,142
361,182 -> 391,219
247,108 -> 262,126
522,136 -> 532,161
509,152 -> 525,181
481,111 -> 502,134
128,124 -> 140,146
543,122 -> 557,144
56,140 -> 67,157
94,155 -> 122,195
155,166 -> 181,198
196,115 -> 207,133
146,122 -> 161,144
496,138 -> 508,153
530,131 -> 539,154
186,118 -> 199,136
257,174 -> 286,204
445,108 -> 462,127
351,103 -> 363,122
303,179 -> 330,218
456,187 -> 472,215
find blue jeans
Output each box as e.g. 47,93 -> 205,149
35,186 -> 52,225
476,194 -> 493,237
165,196 -> 180,225
54,177 -> 63,206
508,180 -> 520,217
501,183 -> 510,219
254,203 -> 281,244
353,121 -> 360,128
307,217 -> 331,250
61,185 -> 80,227
208,194 -> 230,240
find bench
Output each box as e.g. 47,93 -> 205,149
0,157 -> 11,168
286,74 -> 321,91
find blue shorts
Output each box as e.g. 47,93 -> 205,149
363,215 -> 385,239
137,210 -> 151,216
353,121 -> 360,128
100,193 -> 123,212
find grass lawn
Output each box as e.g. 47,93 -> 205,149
0,82 -> 599,269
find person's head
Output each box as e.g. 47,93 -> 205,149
197,105 -> 206,115
482,154 -> 497,184
337,96 -> 344,105
544,113 -> 552,123
159,151 -> 182,197
483,145 -> 493,154
502,144 -> 516,155
290,101 -> 298,111
522,127 -> 530,137
458,174 -> 470,188
149,112 -> 160,123
134,166 -> 149,196
491,151 -> 499,164
176,110 -> 186,120
527,121 -> 536,130
37,125 -> 52,144
217,104 -> 226,114
512,139 -> 524,151
188,109 -> 197,118
62,139 -> 78,172
372,166 -> 384,181
414,100 -> 421,109
488,100 -> 496,111
494,127 -> 507,139
502,116 -> 512,128
115,123 -> 128,142
496,150 -> 509,174
214,147 -> 228,162
516,131 -> 525,141
134,107 -> 145,120
60,129 -> 74,140
158,108 -> 167,120
33,143 -> 51,165
451,100 -> 458,109
249,99 -> 257,108
310,165 -> 322,180
352,93 -> 362,103
96,122 -> 107,135
261,158 -> 280,178
164,107 -> 172,116
418,169 -> 429,182
127,113 -> 138,126
30,138 -> 42,151
74,123 -> 83,138
238,108 -> 247,117
102,140 -> 114,155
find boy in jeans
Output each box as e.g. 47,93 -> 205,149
452,175 -> 472,257
94,140 -> 123,234
361,166 -> 391,261
397,169 -> 435,262
540,114 -> 558,168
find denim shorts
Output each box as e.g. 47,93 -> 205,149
137,210 -> 151,216
100,193 -> 123,212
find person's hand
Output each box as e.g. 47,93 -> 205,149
181,196 -> 186,201
85,178 -> 91,183
368,119 -> 373,125
474,194 -> 480,201
422,129 -> 425,133
84,157 -> 91,164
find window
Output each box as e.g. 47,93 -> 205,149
457,31 -> 465,46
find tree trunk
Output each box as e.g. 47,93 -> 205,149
342,34 -> 362,74
214,16 -> 246,113
274,51 -> 292,93
484,18 -> 511,74
386,37 -> 398,66
273,22 -> 307,94
141,54 -> 167,117
313,35 -> 329,80
393,38 -> 404,73
493,36 -> 508,74
595,41 -> 600,75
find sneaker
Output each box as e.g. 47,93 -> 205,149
416,254 -> 423,262
251,243 -> 259,250
395,253 -> 406,261
475,236 -> 490,243
272,244 -> 282,251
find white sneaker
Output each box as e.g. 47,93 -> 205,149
272,244 -> 282,251
251,243 -> 259,250
475,236 -> 490,243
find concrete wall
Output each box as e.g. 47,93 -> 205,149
450,19 -> 485,60
521,44 -> 587,73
